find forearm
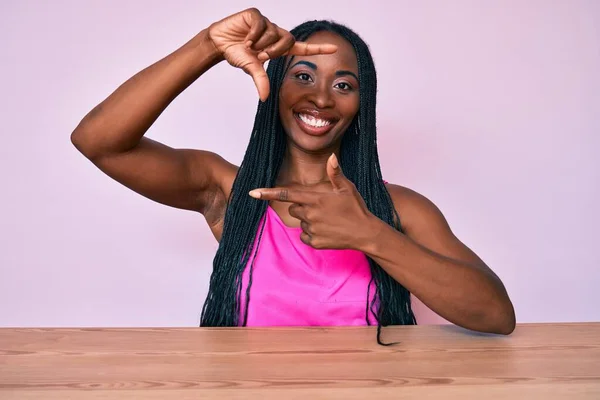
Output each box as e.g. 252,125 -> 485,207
71,29 -> 222,157
359,218 -> 515,334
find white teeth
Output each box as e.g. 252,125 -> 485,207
298,113 -> 332,128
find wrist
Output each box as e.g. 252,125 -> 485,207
353,213 -> 388,254
184,29 -> 224,67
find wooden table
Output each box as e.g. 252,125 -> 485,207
1,323 -> 599,399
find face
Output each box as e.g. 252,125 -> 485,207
278,31 -> 360,153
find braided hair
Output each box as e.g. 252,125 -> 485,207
200,20 -> 416,344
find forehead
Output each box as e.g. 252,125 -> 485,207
294,31 -> 358,72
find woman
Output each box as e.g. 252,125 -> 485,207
71,8 -> 515,342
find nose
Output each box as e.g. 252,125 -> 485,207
307,82 -> 335,109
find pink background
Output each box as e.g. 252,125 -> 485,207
1,0 -> 598,327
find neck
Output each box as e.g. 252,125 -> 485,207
277,142 -> 340,186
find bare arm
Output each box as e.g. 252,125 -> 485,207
361,184 -> 516,334
71,8 -> 338,218
248,156 -> 515,334
70,29 -> 236,214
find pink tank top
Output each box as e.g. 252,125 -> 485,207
239,205 -> 378,326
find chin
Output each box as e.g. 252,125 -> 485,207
288,131 -> 337,153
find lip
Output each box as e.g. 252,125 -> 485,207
293,108 -> 339,137
294,113 -> 337,136
294,108 -> 339,122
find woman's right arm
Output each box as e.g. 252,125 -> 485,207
71,8 -> 337,217
71,28 -> 234,214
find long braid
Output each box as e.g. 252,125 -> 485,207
201,20 -> 416,343
200,56 -> 287,326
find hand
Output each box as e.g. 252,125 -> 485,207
208,8 -> 338,101
249,154 -> 380,250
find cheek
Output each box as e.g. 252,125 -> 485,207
278,80 -> 297,103
278,88 -> 294,135
341,96 -> 360,120
278,94 -> 290,120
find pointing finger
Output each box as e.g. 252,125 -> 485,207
286,42 -> 338,56
249,188 -> 316,204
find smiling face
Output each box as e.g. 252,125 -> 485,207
278,31 -> 360,154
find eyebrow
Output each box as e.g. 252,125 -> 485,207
290,60 -> 359,82
335,70 -> 359,82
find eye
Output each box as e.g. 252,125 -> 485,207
335,82 -> 353,91
295,72 -> 313,82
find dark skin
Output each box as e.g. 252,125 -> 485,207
71,8 -> 515,334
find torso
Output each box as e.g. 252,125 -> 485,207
203,172 -> 414,326
239,203 -> 378,326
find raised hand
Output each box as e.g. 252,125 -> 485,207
208,8 -> 338,101
249,154 -> 380,250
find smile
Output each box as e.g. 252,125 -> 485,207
294,113 -> 337,136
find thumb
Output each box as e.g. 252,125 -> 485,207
241,60 -> 270,101
327,153 -> 349,190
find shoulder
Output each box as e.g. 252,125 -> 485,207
384,183 -> 435,208
384,183 -> 452,236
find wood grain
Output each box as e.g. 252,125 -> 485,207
1,323 -> 599,399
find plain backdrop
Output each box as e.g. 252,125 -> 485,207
1,0 -> 598,327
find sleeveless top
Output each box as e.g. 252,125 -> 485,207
239,205 -> 378,326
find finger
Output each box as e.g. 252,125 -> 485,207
288,203 -> 307,221
300,231 -> 312,246
286,42 -> 338,56
239,60 -> 270,101
243,13 -> 268,48
326,153 -> 351,191
251,22 -> 281,53
300,220 -> 311,234
248,187 -> 316,204
257,28 -> 295,61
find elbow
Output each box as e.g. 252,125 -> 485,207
460,297 -> 515,335
71,127 -> 89,155
479,278 -> 516,335
70,129 -> 84,153
485,299 -> 516,335
498,303 -> 516,335
70,126 -> 102,161
494,315 -> 516,335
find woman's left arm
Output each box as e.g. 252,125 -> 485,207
360,184 -> 515,334
248,156 -> 515,334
